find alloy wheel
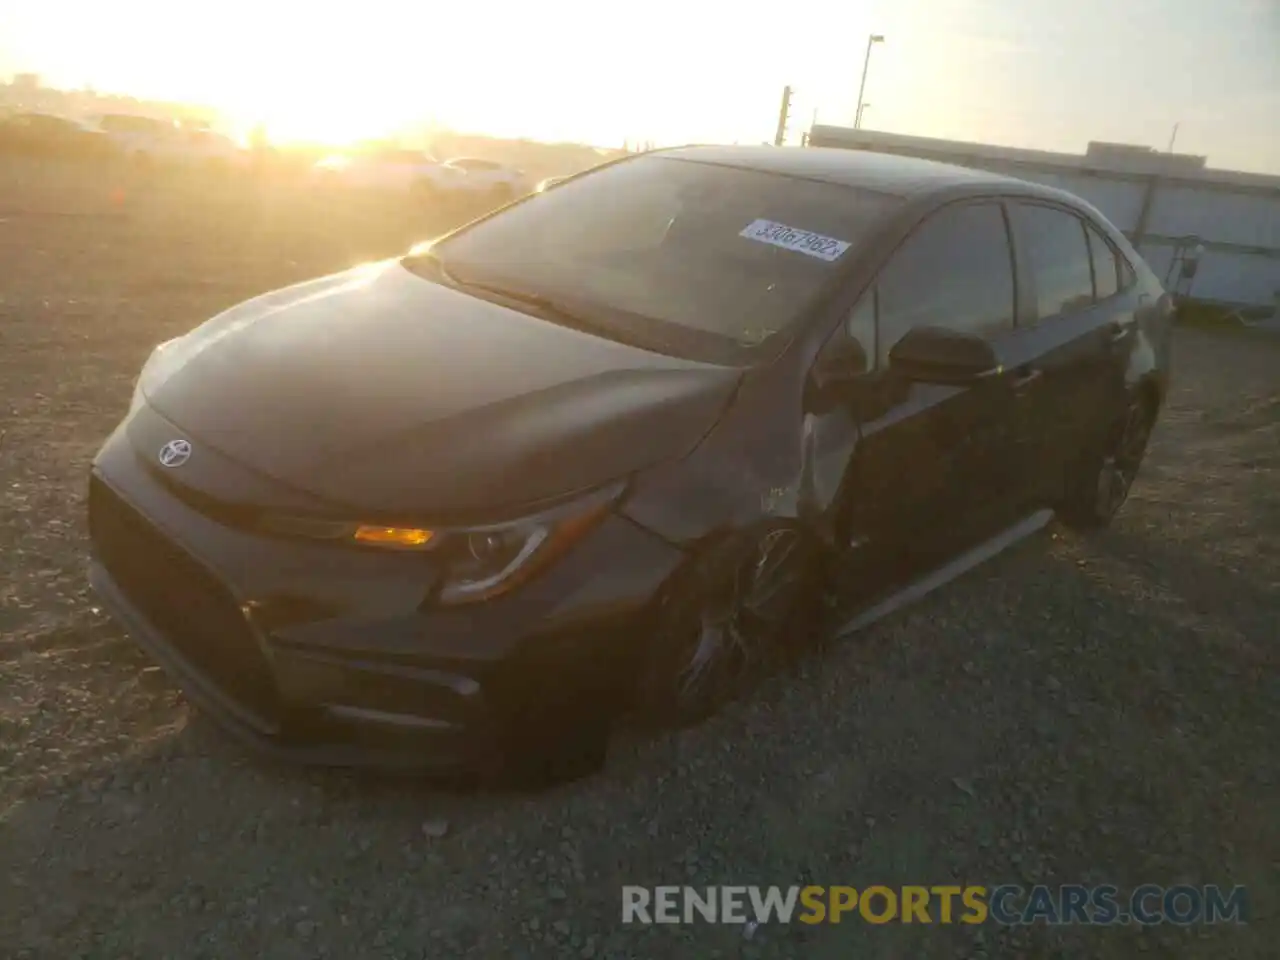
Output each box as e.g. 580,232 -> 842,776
1095,395 -> 1155,519
667,528 -> 813,718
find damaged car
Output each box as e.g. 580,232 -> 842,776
88,145 -> 1173,782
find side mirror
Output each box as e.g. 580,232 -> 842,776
888,326 -> 999,385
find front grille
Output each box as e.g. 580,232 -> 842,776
89,476 -> 281,725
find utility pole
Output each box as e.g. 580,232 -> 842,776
774,85 -> 793,146
855,33 -> 885,129
1166,122 -> 1180,153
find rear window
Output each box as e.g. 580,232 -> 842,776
421,155 -> 903,363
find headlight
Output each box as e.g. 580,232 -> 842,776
430,482 -> 624,604
261,482 -> 624,605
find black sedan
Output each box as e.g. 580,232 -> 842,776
88,145 -> 1173,782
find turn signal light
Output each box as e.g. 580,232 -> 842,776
352,525 -> 435,549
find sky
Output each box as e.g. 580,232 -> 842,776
1,0 -> 1277,172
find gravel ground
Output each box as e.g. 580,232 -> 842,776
1,158 -> 1277,959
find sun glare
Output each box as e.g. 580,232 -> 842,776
227,95 -> 424,148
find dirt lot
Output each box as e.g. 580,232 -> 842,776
1,158 -> 1277,959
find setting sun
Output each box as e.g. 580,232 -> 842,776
3,0 -> 1278,167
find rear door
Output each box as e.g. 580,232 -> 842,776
1002,202 -> 1135,504
831,200 -> 1026,602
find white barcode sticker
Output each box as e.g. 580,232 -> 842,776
739,219 -> 851,261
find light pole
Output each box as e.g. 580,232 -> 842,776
858,102 -> 871,126
855,34 -> 885,129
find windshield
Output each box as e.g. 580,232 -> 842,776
408,155 -> 902,364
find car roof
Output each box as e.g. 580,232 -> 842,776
655,144 -> 1037,200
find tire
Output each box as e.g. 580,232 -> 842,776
636,524 -> 823,727
1059,388 -> 1159,529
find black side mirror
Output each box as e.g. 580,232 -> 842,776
888,326 -> 999,385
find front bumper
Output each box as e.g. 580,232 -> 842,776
87,417 -> 684,774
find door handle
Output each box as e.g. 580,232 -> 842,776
1011,367 -> 1042,391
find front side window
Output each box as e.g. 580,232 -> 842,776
1013,203 -> 1095,320
413,155 -> 904,364
874,202 -> 1016,363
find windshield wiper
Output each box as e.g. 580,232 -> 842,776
449,275 -> 659,347
404,253 -> 598,331
406,257 -> 673,353
455,280 -> 586,322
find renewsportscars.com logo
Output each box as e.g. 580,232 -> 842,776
621,885 -> 1249,926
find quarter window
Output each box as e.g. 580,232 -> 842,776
1013,203 -> 1095,320
1119,255 -> 1137,291
1085,224 -> 1119,301
845,293 -> 877,369
874,202 -> 1015,363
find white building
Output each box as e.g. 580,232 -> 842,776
807,125 -> 1280,312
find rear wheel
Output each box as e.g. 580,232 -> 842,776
1060,389 -> 1158,529
637,525 -> 823,727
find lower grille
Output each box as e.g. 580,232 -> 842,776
89,476 -> 281,724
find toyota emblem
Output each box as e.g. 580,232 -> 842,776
158,438 -> 192,468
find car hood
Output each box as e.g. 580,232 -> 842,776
143,260 -> 740,517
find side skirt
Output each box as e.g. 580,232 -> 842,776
832,508 -> 1055,639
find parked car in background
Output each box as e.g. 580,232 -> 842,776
0,112 -> 112,160
311,147 -> 452,198
88,146 -> 1173,783
93,114 -> 247,169
181,128 -> 250,169
94,114 -> 176,161
441,157 -> 532,203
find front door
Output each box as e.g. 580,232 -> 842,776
823,200 -> 1029,612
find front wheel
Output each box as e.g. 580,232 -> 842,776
1060,389 -> 1158,529
636,525 -> 823,727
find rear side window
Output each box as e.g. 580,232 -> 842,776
1014,204 -> 1095,320
875,202 -> 1015,362
1085,224 -> 1120,300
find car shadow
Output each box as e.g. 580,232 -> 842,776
4,513 -> 1275,958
